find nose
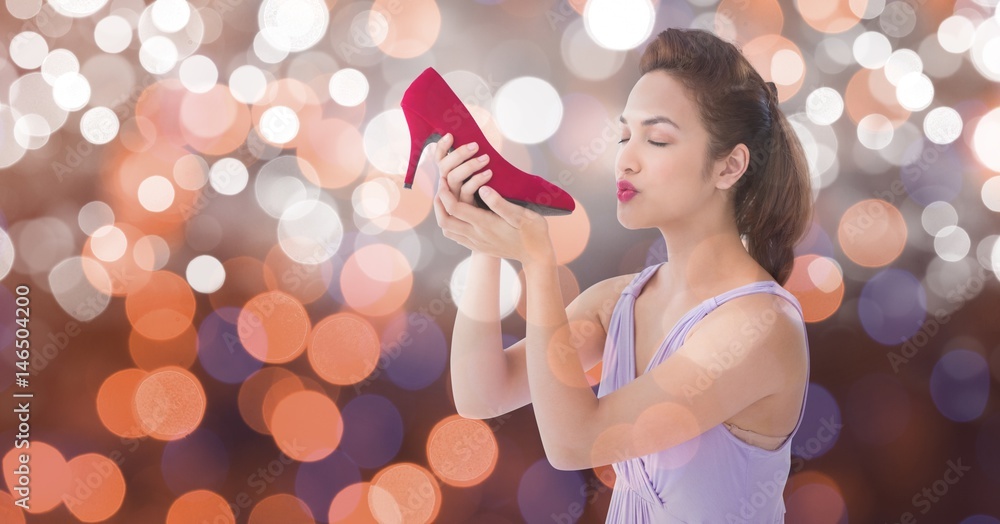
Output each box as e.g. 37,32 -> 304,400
615,138 -> 638,178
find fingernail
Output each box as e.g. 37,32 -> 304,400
478,154 -> 489,162
482,170 -> 492,177
467,142 -> 478,151
480,186 -> 493,195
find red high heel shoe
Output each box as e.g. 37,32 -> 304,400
400,67 -> 575,216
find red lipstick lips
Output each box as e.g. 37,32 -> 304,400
617,180 -> 637,202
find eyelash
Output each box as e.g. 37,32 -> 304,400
617,138 -> 668,147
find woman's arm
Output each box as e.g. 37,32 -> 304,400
522,254 -> 807,471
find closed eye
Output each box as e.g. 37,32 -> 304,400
617,138 -> 668,147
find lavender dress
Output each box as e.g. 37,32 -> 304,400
597,262 -> 810,523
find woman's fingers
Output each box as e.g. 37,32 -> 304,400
459,169 -> 493,203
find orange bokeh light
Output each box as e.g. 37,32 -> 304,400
328,482 -> 380,523
238,290 -> 312,364
239,367 -> 301,435
180,84 -> 251,155
369,463 -> 442,524
2,442 -> 71,513
96,368 -> 149,438
373,0 -> 441,59
426,415 -> 498,488
133,366 -> 207,440
308,313 -> 381,386
63,453 -> 126,522
548,200 -> 590,265
838,199 -> 907,267
340,244 -> 413,317
248,493 -> 315,524
796,0 -> 864,34
167,490 -> 234,524
269,390 -> 344,462
125,270 -> 197,340
128,324 -> 198,371
784,255 -> 845,323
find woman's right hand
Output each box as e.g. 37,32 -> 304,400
433,132 -> 493,207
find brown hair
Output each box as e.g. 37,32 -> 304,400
639,28 -> 813,286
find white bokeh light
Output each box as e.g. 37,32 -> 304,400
80,107 -> 120,145
10,31 -> 48,70
858,114 -> 894,150
983,176 -> 1000,211
853,31 -> 892,69
923,107 -> 962,145
52,72 -> 91,111
884,49 -> 922,85
937,15 -> 976,53
48,256 -> 111,321
138,175 -> 175,212
151,0 -> 191,33
450,256 -> 522,320
973,107 -> 1000,172
41,48 -> 80,85
583,0 -> 655,51
921,201 -> 957,235
186,254 -> 226,293
179,54 -> 218,93
934,225 -> 971,262
48,0 -> 108,18
493,76 -> 563,144
95,15 -> 133,54
259,106 -> 300,144
277,200 -> 344,265
229,65 -> 268,104
90,225 -> 127,262
139,35 -> 179,74
896,72 -> 934,111
209,157 -> 249,195
78,201 -> 115,235
258,0 -> 330,53
0,228 -> 13,282
329,68 -> 369,107
806,87 -> 844,126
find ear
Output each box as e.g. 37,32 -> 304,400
714,143 -> 750,191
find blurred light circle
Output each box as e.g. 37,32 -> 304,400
971,18 -> 1000,81
271,390 -> 344,462
561,18 -> 626,81
582,0 -> 655,51
13,114 -> 51,150
973,107 -> 1000,172
134,235 -> 171,272
329,68 -> 368,107
895,72 -> 934,111
920,32 -> 962,78
859,268 -> 926,345
931,349 -> 989,422
493,76 -> 563,145
771,48 -> 805,86
920,201 -> 957,235
427,415 -> 498,487
277,200 -> 344,265
259,0 -> 330,52
138,175 -> 175,212
41,48 -> 80,85
983,176 -> 1000,211
249,494 -> 315,523
64,453 -> 127,522
198,308 -> 265,384
0,229 -> 12,282
48,256 -> 112,321
80,106 -> 120,145
879,0 -> 916,37
805,87 -> 844,125
6,0 -> 41,18
307,313 -> 380,386
91,225 -> 127,262
238,291 -> 311,364
451,256 -> 522,320
253,29 -> 290,64
370,463 -> 442,524
52,72 -> 91,111
254,155 -> 323,218
0,105 -> 27,168
10,32 -> 48,69
48,0 -> 108,17
95,15 -> 133,53
923,106 -> 962,145
151,0 -> 191,33
517,459 -> 587,523
179,54 -> 218,94
857,114 -> 894,149
229,64 -> 268,104
339,395 -> 404,469
209,157 -> 248,195
139,35 -> 179,74
934,225 -> 971,262
381,312 -> 447,391
884,48 -> 922,85
186,255 -> 225,293
134,366 -> 207,440
853,31 -> 892,69
938,15 -> 976,53
166,490 -> 234,524
260,105 -> 300,144
790,383 -> 840,459
78,201 -> 115,235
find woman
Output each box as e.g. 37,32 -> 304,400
433,27 -> 813,523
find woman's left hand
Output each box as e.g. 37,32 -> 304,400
433,177 -> 555,267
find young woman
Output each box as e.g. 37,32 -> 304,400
433,27 -> 813,523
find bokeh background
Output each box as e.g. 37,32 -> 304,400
1,0 -> 999,522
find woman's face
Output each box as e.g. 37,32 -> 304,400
615,70 -> 718,230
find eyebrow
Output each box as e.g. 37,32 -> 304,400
618,114 -> 681,131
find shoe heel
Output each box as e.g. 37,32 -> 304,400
402,109 -> 453,190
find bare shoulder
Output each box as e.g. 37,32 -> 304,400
590,272 -> 641,331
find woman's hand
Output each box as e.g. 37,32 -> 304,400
431,134 -> 555,267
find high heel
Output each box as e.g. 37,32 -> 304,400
400,67 -> 575,216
